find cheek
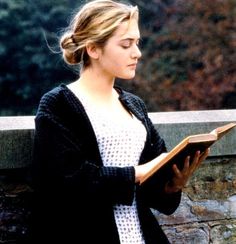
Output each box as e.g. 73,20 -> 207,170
106,52 -> 124,69
101,46 -> 130,73
106,45 -> 128,60
113,50 -> 128,65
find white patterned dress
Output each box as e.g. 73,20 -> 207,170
77,92 -> 147,244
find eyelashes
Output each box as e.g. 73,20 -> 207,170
121,45 -> 131,49
120,40 -> 140,49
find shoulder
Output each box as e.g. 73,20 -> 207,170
36,84 -> 69,116
40,85 -> 63,103
117,86 -> 148,113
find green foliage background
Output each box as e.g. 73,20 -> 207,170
0,0 -> 236,115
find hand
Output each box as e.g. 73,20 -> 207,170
135,153 -> 168,183
165,148 -> 210,193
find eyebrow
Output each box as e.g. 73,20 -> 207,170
120,37 -> 140,42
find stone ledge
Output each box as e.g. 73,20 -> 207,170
0,116 -> 35,130
0,110 -> 236,169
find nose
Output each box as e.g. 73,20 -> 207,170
131,45 -> 142,59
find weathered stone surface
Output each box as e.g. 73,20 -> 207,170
185,157 -> 236,201
161,220 -> 236,244
190,200 -> 229,221
209,220 -> 236,244
0,172 -> 32,243
228,195 -> 236,218
162,223 -> 209,244
153,155 -> 236,243
0,130 -> 34,169
0,116 -> 35,169
154,193 -> 233,225
154,194 -> 199,225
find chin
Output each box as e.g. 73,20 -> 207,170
119,72 -> 136,80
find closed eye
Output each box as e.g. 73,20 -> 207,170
121,40 -> 132,49
120,38 -> 140,49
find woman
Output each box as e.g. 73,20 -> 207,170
30,0 -> 209,243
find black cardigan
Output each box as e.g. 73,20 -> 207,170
29,84 -> 181,244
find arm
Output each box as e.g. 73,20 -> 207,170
136,116 -> 209,214
136,115 -> 182,214
32,113 -> 136,206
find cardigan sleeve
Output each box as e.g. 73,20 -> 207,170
32,107 -> 136,207
134,99 -> 182,215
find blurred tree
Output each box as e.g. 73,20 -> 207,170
131,0 -> 236,111
0,0 -> 235,114
0,0 -> 80,115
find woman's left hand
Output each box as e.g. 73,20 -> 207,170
165,148 -> 210,193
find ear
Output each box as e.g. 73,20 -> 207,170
85,42 -> 100,60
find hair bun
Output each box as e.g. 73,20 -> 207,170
60,33 -> 81,65
60,33 -> 78,52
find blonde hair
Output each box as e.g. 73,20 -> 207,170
60,0 -> 138,68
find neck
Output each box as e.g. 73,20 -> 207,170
73,66 -> 117,103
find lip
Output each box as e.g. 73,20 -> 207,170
128,63 -> 137,68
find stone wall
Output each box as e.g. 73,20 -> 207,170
158,156 -> 236,244
0,110 -> 236,243
149,110 -> 236,243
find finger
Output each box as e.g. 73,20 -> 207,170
192,149 -> 209,173
190,151 -> 201,172
195,149 -> 209,170
183,155 -> 190,172
172,164 -> 182,178
199,148 -> 210,161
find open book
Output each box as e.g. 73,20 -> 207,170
140,122 -> 236,184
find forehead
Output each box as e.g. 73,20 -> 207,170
112,18 -> 140,40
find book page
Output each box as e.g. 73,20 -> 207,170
210,123 -> 236,139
